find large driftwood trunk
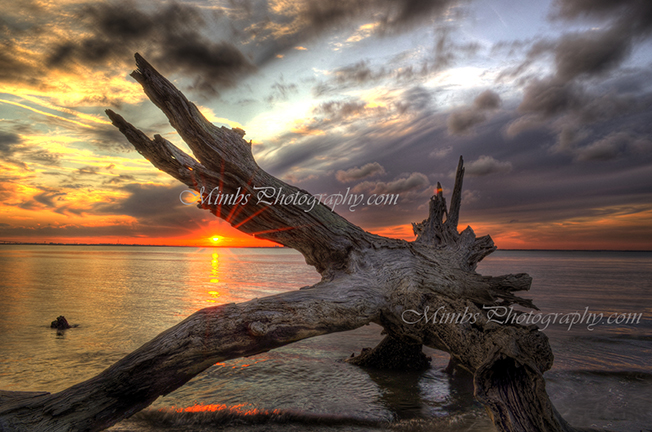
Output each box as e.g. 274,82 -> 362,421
0,54 -> 594,432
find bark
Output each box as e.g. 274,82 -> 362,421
0,54 -> 599,432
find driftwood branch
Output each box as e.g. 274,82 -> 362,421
107,54 -> 380,275
0,54 -> 599,432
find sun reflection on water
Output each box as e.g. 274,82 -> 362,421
207,253 -> 220,302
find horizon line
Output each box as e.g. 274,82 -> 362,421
0,242 -> 650,252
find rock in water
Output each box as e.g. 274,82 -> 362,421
50,316 -> 71,330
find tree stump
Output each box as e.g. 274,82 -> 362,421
0,54 -> 600,432
50,316 -> 72,330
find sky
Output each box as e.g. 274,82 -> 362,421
1,0 -> 651,249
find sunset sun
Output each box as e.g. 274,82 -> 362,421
211,236 -> 220,243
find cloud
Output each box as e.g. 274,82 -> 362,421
473,90 -> 502,110
265,78 -> 298,103
313,61 -> 390,96
247,0 -> 467,68
0,44 -> 37,85
552,0 -> 652,76
48,2 -> 195,66
89,125 -> 135,153
554,29 -> 632,81
402,85 -> 435,112
104,174 -> 137,185
94,183 -> 206,232
510,0 -> 652,86
0,128 -> 64,168
299,0 -> 460,35
313,99 -> 368,120
0,131 -> 21,154
22,150 -> 62,166
575,133 -> 625,161
33,190 -> 67,207
448,90 -> 501,134
352,172 -> 429,194
336,162 -> 386,182
0,130 -> 30,169
465,155 -> 513,177
552,0 -> 652,28
575,132 -> 652,161
447,110 -> 486,135
46,2 -> 255,92
518,77 -> 583,118
158,35 -> 256,93
312,31 -> 477,98
77,166 -> 99,176
503,0 -> 652,154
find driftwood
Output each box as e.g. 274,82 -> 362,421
0,54 -> 594,432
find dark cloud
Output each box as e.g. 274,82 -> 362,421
48,2 -> 199,66
261,133 -> 346,174
0,44 -> 36,84
510,1 -> 651,85
536,0 -> 652,85
552,0 -> 652,27
504,0 -> 652,155
46,2 -> 255,92
576,132 -> 652,161
160,35 -> 255,93
401,86 -> 435,112
448,90 -> 501,135
473,90 -> 501,110
95,183 -> 206,232
0,131 -> 21,154
331,61 -> 378,85
352,172 -> 429,194
383,0 -> 457,30
90,125 -> 136,152
336,162 -> 386,183
33,190 -> 66,207
465,155 -> 513,177
447,110 -> 486,135
554,29 -> 632,81
0,130 -> 30,169
103,184 -> 180,218
518,77 -> 583,118
510,69 -> 652,160
300,0 -> 458,35
313,61 -> 390,96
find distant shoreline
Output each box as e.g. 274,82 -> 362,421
0,242 -> 285,248
0,243 -> 649,252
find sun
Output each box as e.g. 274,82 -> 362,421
210,236 -> 220,243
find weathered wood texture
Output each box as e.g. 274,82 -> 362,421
0,54 -> 596,432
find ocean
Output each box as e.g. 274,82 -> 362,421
0,246 -> 650,431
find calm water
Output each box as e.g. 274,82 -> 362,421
0,246 -> 650,432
